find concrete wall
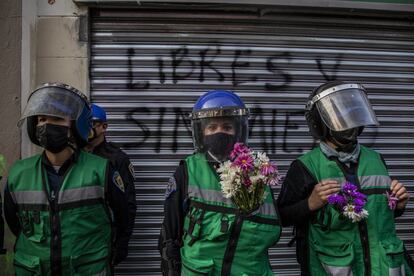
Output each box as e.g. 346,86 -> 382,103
0,1 -> 21,273
21,0 -> 88,158
0,0 -> 21,174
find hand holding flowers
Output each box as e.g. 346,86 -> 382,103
217,143 -> 281,214
387,179 -> 410,210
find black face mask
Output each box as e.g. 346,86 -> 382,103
203,133 -> 236,161
36,124 -> 70,153
330,128 -> 359,152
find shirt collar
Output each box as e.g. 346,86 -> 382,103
41,150 -> 79,175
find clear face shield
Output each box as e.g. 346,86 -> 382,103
191,107 -> 249,161
308,84 -> 379,132
18,86 -> 87,127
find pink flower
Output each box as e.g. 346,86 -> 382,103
385,191 -> 398,210
230,142 -> 250,160
260,162 -> 276,176
244,176 -> 252,187
234,153 -> 254,172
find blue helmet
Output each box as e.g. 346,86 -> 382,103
91,104 -> 107,122
21,83 -> 92,147
193,90 -> 246,112
191,90 -> 249,160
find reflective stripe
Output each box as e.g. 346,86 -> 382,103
360,175 -> 391,189
322,264 -> 353,276
188,186 -> 276,217
257,202 -> 277,217
188,185 -> 232,205
389,265 -> 405,276
320,175 -> 391,189
58,186 -> 104,204
11,186 -> 104,206
11,191 -> 49,205
320,177 -> 345,184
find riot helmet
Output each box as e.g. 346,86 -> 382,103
91,104 -> 107,122
87,104 -> 108,143
305,81 -> 379,146
19,83 -> 92,148
191,90 -> 249,162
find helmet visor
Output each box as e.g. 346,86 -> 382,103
19,87 -> 86,126
316,88 -> 379,131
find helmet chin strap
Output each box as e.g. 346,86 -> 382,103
206,150 -> 225,163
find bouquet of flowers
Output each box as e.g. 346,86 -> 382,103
217,143 -> 281,214
327,182 -> 369,223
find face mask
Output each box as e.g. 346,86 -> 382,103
203,133 -> 236,161
88,128 -> 98,142
330,128 -> 359,152
36,124 -> 70,153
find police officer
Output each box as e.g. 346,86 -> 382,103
0,154 -> 6,255
3,83 -> 128,275
277,81 -> 413,275
158,90 -> 281,276
85,103 -> 137,265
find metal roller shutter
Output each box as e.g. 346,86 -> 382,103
90,5 -> 414,275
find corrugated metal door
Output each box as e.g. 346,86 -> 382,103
90,5 -> 414,275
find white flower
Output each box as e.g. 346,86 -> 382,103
249,175 -> 264,185
342,204 -> 369,223
256,152 -> 270,164
218,161 -> 242,198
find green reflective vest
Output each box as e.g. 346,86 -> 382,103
7,151 -> 112,275
181,153 -> 281,276
0,154 -> 5,177
299,145 -> 414,276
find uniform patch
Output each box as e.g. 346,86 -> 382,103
113,171 -> 125,192
128,162 -> 135,177
165,176 -> 177,199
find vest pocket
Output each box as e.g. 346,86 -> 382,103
19,211 -> 46,243
181,258 -> 214,275
183,207 -> 207,246
312,241 -> 354,276
71,247 -> 109,275
14,251 -> 42,275
379,236 -> 405,275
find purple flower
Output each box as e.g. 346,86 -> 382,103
234,153 -> 254,172
260,162 -> 276,176
354,191 -> 367,201
328,194 -> 347,206
230,142 -> 250,160
354,204 -> 363,213
354,198 -> 366,209
385,191 -> 398,210
343,182 -> 358,194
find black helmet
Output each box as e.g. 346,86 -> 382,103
19,83 -> 92,148
305,81 -> 379,140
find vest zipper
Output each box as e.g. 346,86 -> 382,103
42,160 -> 75,276
333,159 -> 371,276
